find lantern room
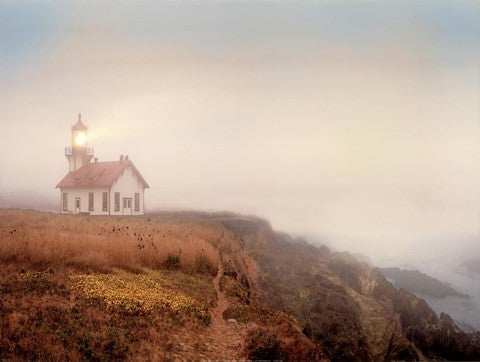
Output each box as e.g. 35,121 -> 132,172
65,114 -> 94,171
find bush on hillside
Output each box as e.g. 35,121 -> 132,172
165,255 -> 181,269
246,328 -> 283,360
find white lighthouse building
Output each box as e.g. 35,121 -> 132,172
56,115 -> 149,215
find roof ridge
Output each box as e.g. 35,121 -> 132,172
56,159 -> 149,189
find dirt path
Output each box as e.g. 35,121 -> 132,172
212,262 -> 229,325
203,260 -> 246,360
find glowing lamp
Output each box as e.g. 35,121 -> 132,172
74,131 -> 86,146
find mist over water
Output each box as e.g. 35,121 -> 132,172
307,232 -> 480,331
389,235 -> 480,331
1,0 -> 479,331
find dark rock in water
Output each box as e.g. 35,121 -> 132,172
380,267 -> 469,299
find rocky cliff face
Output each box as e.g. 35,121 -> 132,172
216,215 -> 480,361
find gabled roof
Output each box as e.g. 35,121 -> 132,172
56,160 -> 149,189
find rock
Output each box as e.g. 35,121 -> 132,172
227,318 -> 237,324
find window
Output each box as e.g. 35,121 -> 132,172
134,193 -> 140,211
114,192 -> 120,211
102,192 -> 108,212
62,193 -> 68,211
88,192 -> 94,211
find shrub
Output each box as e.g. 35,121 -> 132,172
164,255 -> 181,269
196,310 -> 212,326
219,275 -> 249,303
195,255 -> 217,276
246,327 -> 283,360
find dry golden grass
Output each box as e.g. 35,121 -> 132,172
0,209 -> 222,274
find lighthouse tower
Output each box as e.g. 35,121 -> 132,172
65,114 -> 94,171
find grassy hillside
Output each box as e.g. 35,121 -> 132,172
0,210 -> 223,359
0,210 -> 318,360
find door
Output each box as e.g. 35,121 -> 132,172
122,198 -> 132,215
75,197 -> 81,214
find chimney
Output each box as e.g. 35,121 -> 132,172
125,155 -> 129,161
120,155 -> 124,162
94,157 -> 98,163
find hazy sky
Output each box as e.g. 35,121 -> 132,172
1,1 -> 479,256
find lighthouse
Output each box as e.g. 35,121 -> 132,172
65,114 -> 94,171
57,114 -> 149,215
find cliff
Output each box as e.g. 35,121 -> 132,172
215,214 -> 480,360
